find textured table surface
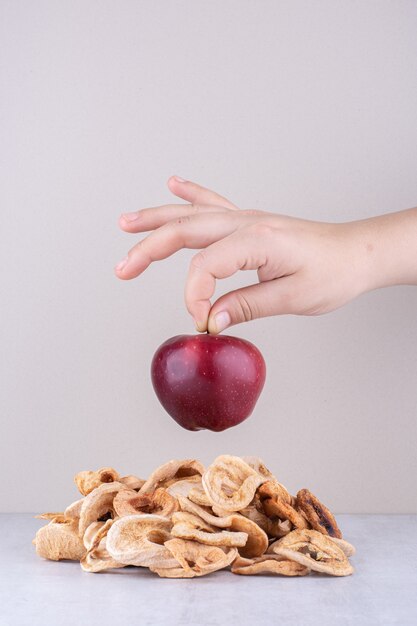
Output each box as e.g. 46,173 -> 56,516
0,514 -> 416,626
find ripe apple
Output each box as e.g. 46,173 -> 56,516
151,334 -> 266,432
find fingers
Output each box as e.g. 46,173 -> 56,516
207,277 -> 297,334
167,175 -> 238,210
119,202 -> 231,234
115,211 -> 249,280
184,224 -> 281,329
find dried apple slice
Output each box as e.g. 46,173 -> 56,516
177,496 -> 268,558
78,482 -> 124,536
113,488 -> 179,518
296,488 -> 342,538
269,529 -> 354,576
231,554 -> 309,576
202,455 -> 266,512
74,467 -> 120,496
34,519 -> 86,561
150,538 -> 238,578
139,459 -> 204,494
106,514 -> 179,568
81,519 -> 126,572
171,512 -> 248,548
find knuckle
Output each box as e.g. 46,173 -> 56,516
170,214 -> 191,227
246,222 -> 275,238
234,292 -> 256,322
190,250 -> 207,272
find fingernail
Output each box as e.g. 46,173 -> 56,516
115,257 -> 129,271
212,311 -> 231,333
173,175 -> 186,183
121,211 -> 140,222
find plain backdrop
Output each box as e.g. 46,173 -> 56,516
1,0 -> 416,513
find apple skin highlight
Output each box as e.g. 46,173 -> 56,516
151,334 -> 266,432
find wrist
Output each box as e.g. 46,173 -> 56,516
349,208 -> 417,293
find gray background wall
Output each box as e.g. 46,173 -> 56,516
1,0 -> 416,513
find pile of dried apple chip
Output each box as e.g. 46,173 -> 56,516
33,455 -> 355,577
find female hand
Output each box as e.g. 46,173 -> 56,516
115,176 -> 417,333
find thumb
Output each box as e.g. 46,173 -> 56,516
207,277 -> 297,334
167,175 -> 238,210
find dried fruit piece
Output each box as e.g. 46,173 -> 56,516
165,476 -> 203,499
296,488 -> 342,539
151,538 -> 238,578
171,511 -> 216,533
106,514 -> 179,568
202,455 -> 266,512
83,521 -> 105,550
34,520 -> 86,561
231,554 -> 309,576
78,482 -> 124,536
258,480 -> 292,505
259,482 -> 309,530
74,467 -> 120,496
119,475 -> 146,491
64,498 -> 84,524
177,496 -> 268,558
269,529 -> 353,576
239,503 -> 291,538
139,459 -> 204,494
178,495 -> 228,525
240,456 -> 275,481
187,487 -> 212,507
113,488 -> 179,519
261,497 -> 308,530
35,512 -> 66,523
171,514 -> 248,548
81,519 -> 126,572
211,504 -> 232,517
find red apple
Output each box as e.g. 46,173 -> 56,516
151,334 -> 266,432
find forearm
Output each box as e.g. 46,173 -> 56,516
354,207 -> 417,292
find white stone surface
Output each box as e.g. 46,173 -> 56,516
1,514 -> 416,626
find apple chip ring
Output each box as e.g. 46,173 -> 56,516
119,475 -> 146,491
261,497 -> 309,530
113,487 -> 179,518
106,514 -> 179,568
240,456 -> 276,481
202,455 -> 266,512
269,529 -> 354,576
64,498 -> 84,525
257,480 -> 292,505
187,487 -> 212,507
165,476 -> 203,499
74,467 -> 120,496
81,519 -> 126,572
171,521 -> 248,548
239,503 -> 292,538
231,554 -> 310,576
258,482 -> 308,529
296,488 -> 342,539
34,519 -> 86,561
177,496 -> 268,558
171,511 -> 217,532
139,459 -> 204,494
151,538 -> 238,578
78,482 -> 125,536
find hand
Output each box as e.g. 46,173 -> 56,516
115,176 -> 417,333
